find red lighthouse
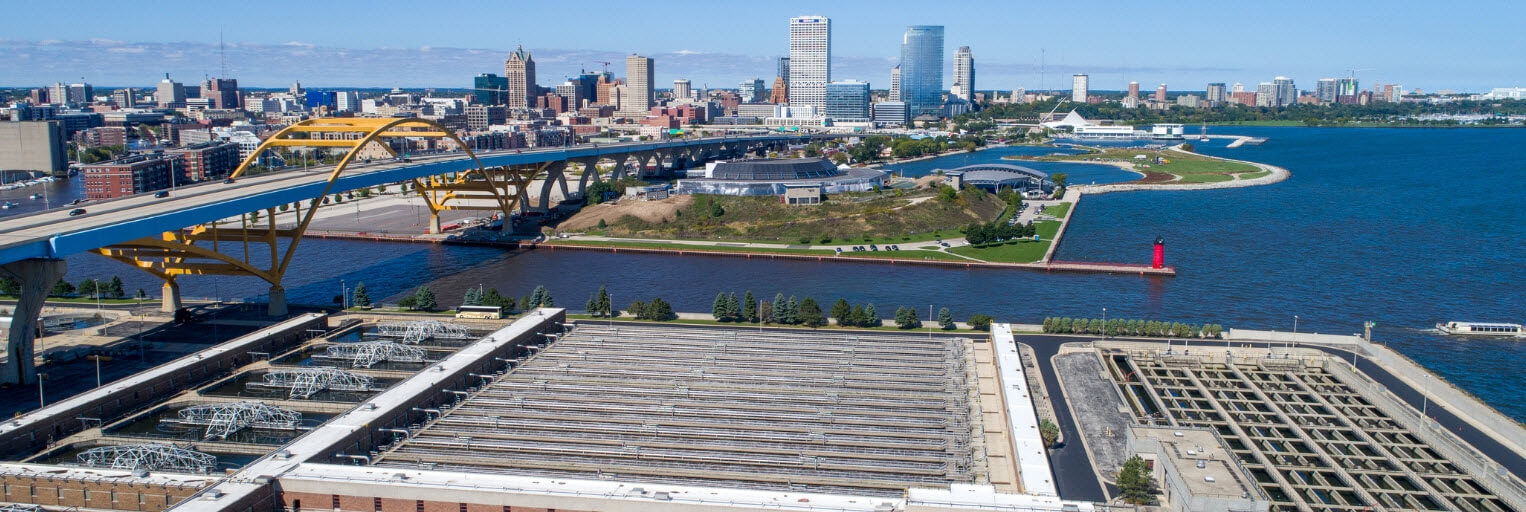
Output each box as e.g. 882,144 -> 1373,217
1152,237 -> 1165,269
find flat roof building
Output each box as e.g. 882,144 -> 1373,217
165,141 -> 240,181
1127,426 -> 1270,512
789,16 -> 831,110
0,121 -> 69,175
676,158 -> 885,196
825,80 -> 871,122
81,155 -> 175,199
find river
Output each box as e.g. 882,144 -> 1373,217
52,126 -> 1526,422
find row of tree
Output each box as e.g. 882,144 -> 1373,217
963,220 -> 1039,246
1041,317 -> 1224,338
3,276 -> 134,299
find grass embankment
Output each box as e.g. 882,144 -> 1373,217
948,220 -> 1061,263
580,188 -> 1007,245
1008,147 -> 1261,184
1,296 -> 157,305
1040,202 -> 1071,218
565,314 -> 992,334
546,238 -> 972,262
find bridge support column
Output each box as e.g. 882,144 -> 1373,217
1,258 -> 66,386
161,279 -> 183,313
429,214 -> 442,234
267,285 -> 288,317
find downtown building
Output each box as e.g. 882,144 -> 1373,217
952,46 -> 975,101
503,46 -> 537,110
824,80 -> 871,122
788,15 -> 831,110
80,155 -> 175,199
738,78 -> 765,103
164,141 -> 240,181
899,25 -> 944,118
1071,74 -> 1089,103
622,54 -> 654,117
474,73 -> 508,106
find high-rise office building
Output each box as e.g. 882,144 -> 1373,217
1315,78 -> 1338,103
1154,84 -> 1168,102
624,54 -> 654,116
673,79 -> 691,100
1206,83 -> 1227,105
1255,82 -> 1275,107
157,75 -> 186,108
789,16 -> 831,109
888,65 -> 901,102
474,73 -> 508,106
1071,74 -> 1089,103
824,80 -> 871,121
952,46 -> 975,101
555,82 -> 581,112
898,25 -> 943,117
778,57 -> 791,89
503,45 -> 537,110
1231,82 -> 1245,93
1270,76 -> 1296,108
111,88 -> 136,108
770,77 -> 788,104
204,78 -> 239,110
335,91 -> 360,112
1336,77 -> 1360,104
1128,81 -> 1140,99
739,79 -> 765,103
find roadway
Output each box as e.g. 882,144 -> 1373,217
1015,334 -> 1526,504
0,135 -> 803,265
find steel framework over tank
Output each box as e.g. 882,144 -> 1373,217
321,341 -> 427,368
252,367 -> 375,399
168,401 -> 302,440
77,443 -> 218,474
375,320 -> 472,344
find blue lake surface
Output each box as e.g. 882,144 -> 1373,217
62,127 -> 1526,422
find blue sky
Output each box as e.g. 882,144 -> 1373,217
2,0 -> 1522,92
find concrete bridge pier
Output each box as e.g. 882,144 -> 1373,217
267,285 -> 288,316
429,214 -> 443,234
161,279 -> 182,313
1,258 -> 66,386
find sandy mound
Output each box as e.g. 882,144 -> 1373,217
558,195 -> 694,231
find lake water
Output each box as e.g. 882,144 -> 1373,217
58,127 -> 1526,422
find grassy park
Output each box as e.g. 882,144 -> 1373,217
948,220 -> 1062,263
1008,147 -> 1264,184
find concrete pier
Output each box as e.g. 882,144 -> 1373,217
1,258 -> 67,385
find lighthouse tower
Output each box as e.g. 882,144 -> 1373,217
1152,236 -> 1165,269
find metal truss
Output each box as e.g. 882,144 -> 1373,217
170,401 -> 302,440
252,367 -> 375,399
76,443 -> 218,474
0,505 -> 45,512
321,341 -> 426,368
375,320 -> 472,344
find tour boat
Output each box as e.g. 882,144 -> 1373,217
1436,321 -> 1523,336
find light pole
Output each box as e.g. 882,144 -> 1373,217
38,372 -> 45,408
757,299 -> 763,333
1102,307 -> 1107,339
95,356 -> 101,388
927,305 -> 933,340
1292,315 -> 1299,354
341,280 -> 348,311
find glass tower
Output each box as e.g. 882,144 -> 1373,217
899,25 -> 944,118
824,80 -> 871,121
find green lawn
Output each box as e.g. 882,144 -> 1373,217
949,240 -> 1051,263
1009,147 -> 1257,184
1040,202 -> 1071,217
1,295 -> 157,305
1237,170 -> 1271,180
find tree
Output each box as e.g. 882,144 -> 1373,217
742,291 -> 758,323
938,307 -> 955,330
413,286 -> 437,311
1039,419 -> 1061,447
78,278 -> 98,298
781,296 -> 799,325
847,305 -> 867,327
862,303 -> 879,327
50,279 -> 75,297
0,277 -> 20,296
1116,455 -> 1156,505
711,292 -> 728,320
463,287 -> 482,306
967,314 -> 993,332
771,293 -> 786,323
830,298 -> 851,326
135,288 -> 147,300
595,285 -> 612,317
1051,172 -> 1068,189
481,288 -> 512,313
587,292 -> 601,316
398,295 -> 418,309
712,292 -> 730,321
107,276 -> 125,299
527,285 -> 552,308
759,301 -> 774,324
726,292 -> 741,320
895,306 -> 922,329
646,298 -> 676,321
352,282 -> 371,308
628,300 -> 648,320
797,298 -> 826,328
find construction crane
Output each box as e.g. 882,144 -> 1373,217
1345,67 -> 1375,79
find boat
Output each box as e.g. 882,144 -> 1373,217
1198,124 -> 1209,142
1436,321 -> 1523,336
1,201 -> 16,209
29,194 -> 40,200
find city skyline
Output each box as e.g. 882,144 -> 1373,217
2,0 -> 1522,92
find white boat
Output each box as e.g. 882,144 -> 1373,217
1436,321 -> 1523,336
1198,124 -> 1209,142
1,201 -> 15,209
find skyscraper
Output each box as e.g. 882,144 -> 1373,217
888,65 -> 901,102
1336,78 -> 1360,104
673,79 -> 691,100
777,57 -> 791,89
788,16 -> 831,109
1154,84 -> 1167,103
474,73 -> 508,106
1206,83 -> 1227,105
1272,76 -> 1296,108
624,54 -> 654,116
1071,74 -> 1089,103
157,75 -> 186,108
952,46 -> 975,101
825,80 -> 871,121
739,79 -> 765,103
898,25 -> 943,117
1315,78 -> 1338,103
204,78 -> 239,110
555,82 -> 581,112
1127,81 -> 1140,99
769,77 -> 788,104
503,45 -> 536,110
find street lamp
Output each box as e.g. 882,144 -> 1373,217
1102,307 -> 1107,340
1292,315 -> 1299,353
